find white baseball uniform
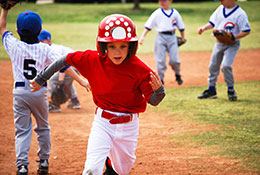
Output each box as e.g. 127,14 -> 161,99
2,31 -> 61,167
144,8 -> 185,81
208,5 -> 250,87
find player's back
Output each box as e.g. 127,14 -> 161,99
2,32 -> 61,83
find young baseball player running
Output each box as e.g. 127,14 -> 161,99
38,30 -> 81,112
139,0 -> 186,85
30,14 -> 166,175
197,0 -> 250,101
0,7 -> 89,175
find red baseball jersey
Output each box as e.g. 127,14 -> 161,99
66,50 -> 154,113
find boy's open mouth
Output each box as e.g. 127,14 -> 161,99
114,57 -> 122,60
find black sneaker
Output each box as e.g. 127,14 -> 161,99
103,157 -> 118,175
228,90 -> 237,101
37,159 -> 49,175
17,165 -> 28,175
198,89 -> 217,99
49,102 -> 61,113
175,74 -> 183,85
66,100 -> 81,109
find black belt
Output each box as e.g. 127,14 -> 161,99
15,82 -> 47,88
160,31 -> 175,35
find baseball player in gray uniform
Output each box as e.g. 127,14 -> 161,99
0,8 -> 89,175
139,0 -> 186,85
38,30 -> 81,113
197,0 -> 250,101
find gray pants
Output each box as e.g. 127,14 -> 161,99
13,83 -> 51,167
48,71 -> 77,100
208,40 -> 240,87
154,33 -> 181,81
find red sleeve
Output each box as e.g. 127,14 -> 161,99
136,57 -> 154,102
66,51 -> 85,70
65,50 -> 93,78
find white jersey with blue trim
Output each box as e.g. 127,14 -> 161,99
209,5 -> 250,36
144,8 -> 185,32
2,31 -> 61,83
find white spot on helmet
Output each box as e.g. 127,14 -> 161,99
115,20 -> 120,25
105,25 -> 110,30
127,27 -> 131,32
112,27 -> 126,39
105,32 -> 109,37
127,33 -> 132,38
109,22 -> 114,27
106,19 -> 110,24
120,18 -> 124,22
111,17 -> 117,21
124,22 -> 129,26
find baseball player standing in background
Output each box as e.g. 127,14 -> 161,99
38,30 -> 81,113
0,6 -> 89,175
139,0 -> 186,85
197,0 -> 250,101
30,14 -> 165,175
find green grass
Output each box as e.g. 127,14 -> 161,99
1,1 -> 260,59
151,81 -> 260,173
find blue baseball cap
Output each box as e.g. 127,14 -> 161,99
38,30 -> 51,41
17,10 -> 42,36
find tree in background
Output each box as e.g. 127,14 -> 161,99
133,0 -> 140,10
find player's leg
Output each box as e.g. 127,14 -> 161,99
13,94 -> 33,169
48,72 -> 61,112
154,34 -> 167,84
167,35 -> 182,85
208,42 -> 225,87
222,41 -> 240,101
64,74 -> 80,109
109,116 -> 139,175
198,42 -> 224,99
48,72 -> 59,97
82,109 -> 115,175
30,88 -> 51,174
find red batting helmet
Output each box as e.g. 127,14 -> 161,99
97,14 -> 138,56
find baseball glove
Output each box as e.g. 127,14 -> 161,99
0,0 -> 21,10
51,82 -> 69,106
213,29 -> 235,45
177,36 -> 186,47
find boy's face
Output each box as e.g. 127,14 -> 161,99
107,41 -> 129,65
159,0 -> 172,10
219,0 -> 236,7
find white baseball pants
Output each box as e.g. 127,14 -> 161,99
82,107 -> 139,175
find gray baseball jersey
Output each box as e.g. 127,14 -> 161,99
144,8 -> 185,81
2,31 -> 61,167
208,5 -> 250,87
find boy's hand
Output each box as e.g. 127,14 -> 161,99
1,0 -> 20,10
198,27 -> 204,35
81,80 -> 91,92
149,72 -> 162,91
30,80 -> 42,92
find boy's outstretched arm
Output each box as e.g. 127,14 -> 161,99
139,28 -> 150,45
198,23 -> 213,35
0,8 -> 8,36
30,56 -> 91,92
148,72 -> 165,106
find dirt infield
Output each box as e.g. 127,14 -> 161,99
0,49 -> 259,174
